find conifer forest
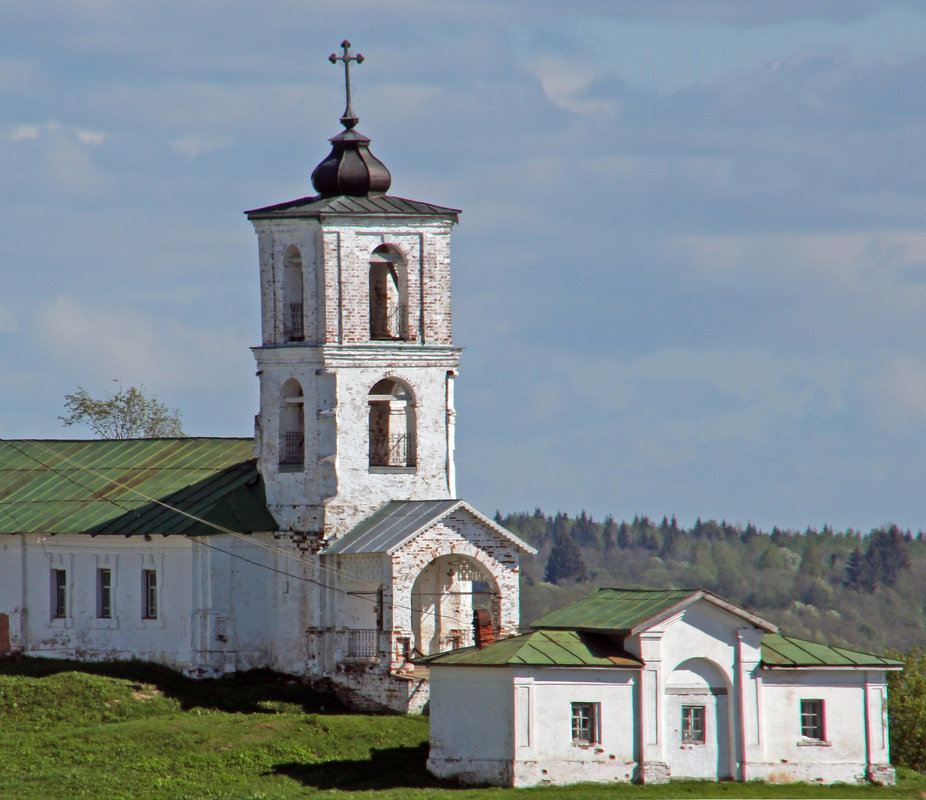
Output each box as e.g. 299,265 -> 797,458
506,510 -> 924,654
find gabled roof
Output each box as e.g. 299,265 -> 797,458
0,438 -> 277,536
416,629 -> 642,669
531,587 -> 778,635
761,633 -> 903,670
245,194 -> 460,221
321,499 -> 536,556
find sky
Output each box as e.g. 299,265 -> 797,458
4,1 -> 926,533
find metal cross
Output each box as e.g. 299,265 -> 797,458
329,40 -> 364,129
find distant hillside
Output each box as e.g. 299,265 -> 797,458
505,510 -> 926,653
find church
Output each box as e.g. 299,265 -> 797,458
0,42 -> 535,713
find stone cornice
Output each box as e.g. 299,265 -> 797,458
252,343 -> 461,368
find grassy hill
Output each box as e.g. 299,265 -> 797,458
2,657 -> 925,799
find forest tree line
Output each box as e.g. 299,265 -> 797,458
502,509 -> 924,654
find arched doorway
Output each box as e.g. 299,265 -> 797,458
410,554 -> 498,656
665,658 -> 732,779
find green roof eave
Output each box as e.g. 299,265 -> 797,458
760,633 -> 903,670
415,629 -> 642,669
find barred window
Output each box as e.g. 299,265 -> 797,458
97,568 -> 112,619
51,569 -> 67,619
142,570 -> 158,619
682,705 -> 706,744
801,699 -> 825,740
571,702 -> 600,745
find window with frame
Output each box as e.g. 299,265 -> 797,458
97,568 -> 112,619
681,705 -> 706,744
142,569 -> 158,619
800,699 -> 825,740
571,702 -> 600,745
51,569 -> 67,618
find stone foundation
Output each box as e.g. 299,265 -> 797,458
634,761 -> 671,784
867,764 -> 896,785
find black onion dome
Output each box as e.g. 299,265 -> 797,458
311,128 -> 392,197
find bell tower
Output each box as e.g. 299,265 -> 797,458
246,41 -> 461,540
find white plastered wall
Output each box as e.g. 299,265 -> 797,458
1,532 -> 303,676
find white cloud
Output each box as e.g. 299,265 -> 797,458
5,121 -> 105,146
169,133 -> 234,158
524,56 -> 616,116
33,295 -> 251,396
864,356 -> 926,432
7,124 -> 39,141
677,230 -> 926,313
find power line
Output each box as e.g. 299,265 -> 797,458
1,438 -> 485,629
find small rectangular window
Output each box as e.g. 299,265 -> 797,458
97,568 -> 112,619
571,702 -> 600,745
801,699 -> 825,740
142,569 -> 158,619
51,569 -> 67,618
682,705 -> 706,744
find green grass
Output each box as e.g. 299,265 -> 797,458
1,657 -> 924,800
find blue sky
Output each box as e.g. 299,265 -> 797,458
4,0 -> 926,532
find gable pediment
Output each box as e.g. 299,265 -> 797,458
320,499 -> 536,556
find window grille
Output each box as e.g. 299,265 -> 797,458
682,705 -> 706,743
286,303 -> 304,341
571,702 -> 600,745
51,569 -> 67,619
97,568 -> 112,619
142,570 -> 158,619
801,699 -> 825,740
370,433 -> 415,468
280,431 -> 305,465
385,303 -> 407,339
347,629 -> 379,658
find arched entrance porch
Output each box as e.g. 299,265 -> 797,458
410,554 -> 499,656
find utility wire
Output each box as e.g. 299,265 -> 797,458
1,438 -> 485,629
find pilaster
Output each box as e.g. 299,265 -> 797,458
735,627 -> 765,781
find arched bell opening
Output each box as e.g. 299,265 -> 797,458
368,378 -> 416,469
282,245 -> 304,342
369,245 -> 408,341
410,554 -> 499,657
278,378 -> 305,470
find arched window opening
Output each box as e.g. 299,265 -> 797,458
368,378 -> 416,468
369,245 -> 408,341
282,246 -> 304,342
279,379 -> 305,469
410,555 -> 499,656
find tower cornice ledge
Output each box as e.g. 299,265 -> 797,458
252,344 -> 462,367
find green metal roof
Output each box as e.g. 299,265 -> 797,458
0,438 -> 278,536
761,633 -> 903,670
532,588 -> 777,634
417,629 -> 643,669
322,499 -> 536,556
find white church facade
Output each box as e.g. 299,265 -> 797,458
0,42 -> 534,713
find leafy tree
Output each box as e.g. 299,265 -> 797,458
888,647 -> 926,771
60,384 -> 185,439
